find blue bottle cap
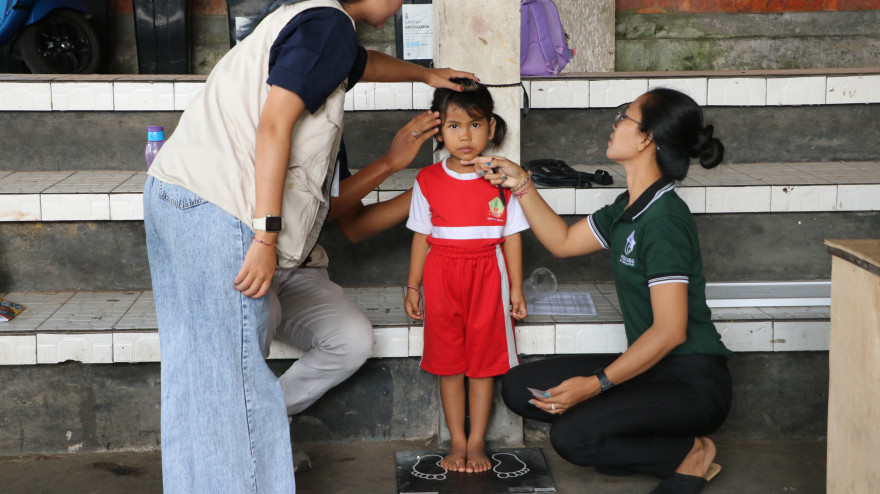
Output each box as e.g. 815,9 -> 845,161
147,126 -> 165,141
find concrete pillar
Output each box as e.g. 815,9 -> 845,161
433,0 -> 521,164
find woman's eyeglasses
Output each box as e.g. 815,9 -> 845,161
613,106 -> 642,127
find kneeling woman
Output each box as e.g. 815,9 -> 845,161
470,88 -> 733,494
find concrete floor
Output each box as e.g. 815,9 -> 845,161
0,439 -> 825,494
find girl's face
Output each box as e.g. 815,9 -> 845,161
437,104 -> 495,165
347,0 -> 405,29
606,95 -> 652,163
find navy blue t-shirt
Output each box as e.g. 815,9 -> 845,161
267,7 -> 368,114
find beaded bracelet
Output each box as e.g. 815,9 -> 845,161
252,236 -> 277,247
511,172 -> 534,198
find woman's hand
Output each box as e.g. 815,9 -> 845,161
463,156 -> 526,189
381,110 -> 442,173
424,68 -> 480,91
234,239 -> 277,298
510,288 -> 527,320
405,289 -> 424,320
529,376 -> 600,415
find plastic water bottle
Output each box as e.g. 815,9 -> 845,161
145,126 -> 165,168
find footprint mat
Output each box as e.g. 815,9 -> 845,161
396,447 -> 556,493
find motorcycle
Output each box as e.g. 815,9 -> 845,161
0,0 -> 100,73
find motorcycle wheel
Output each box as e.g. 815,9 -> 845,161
17,9 -> 101,74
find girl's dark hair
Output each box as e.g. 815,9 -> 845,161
638,87 -> 724,181
430,78 -> 507,150
237,0 -> 356,41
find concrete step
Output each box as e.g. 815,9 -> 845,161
0,281 -> 831,366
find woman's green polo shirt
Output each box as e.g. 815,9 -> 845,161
588,176 -> 732,357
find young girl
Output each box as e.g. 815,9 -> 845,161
404,79 -> 529,474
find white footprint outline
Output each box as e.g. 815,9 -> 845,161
411,454 -> 448,481
491,452 -> 530,479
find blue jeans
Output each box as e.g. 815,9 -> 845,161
144,176 -> 295,493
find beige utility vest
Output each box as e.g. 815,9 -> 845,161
148,0 -> 349,268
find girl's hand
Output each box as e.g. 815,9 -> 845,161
424,68 -> 480,91
234,239 -> 277,298
405,289 -> 424,320
463,156 -> 526,189
510,288 -> 527,320
529,376 -> 599,415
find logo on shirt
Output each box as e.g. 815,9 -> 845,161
488,197 -> 505,222
619,230 -> 636,267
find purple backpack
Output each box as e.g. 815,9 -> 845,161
520,0 -> 571,76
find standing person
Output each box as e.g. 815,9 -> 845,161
471,88 -> 733,494
143,0 -> 476,490
263,111 -> 442,472
404,79 -> 529,474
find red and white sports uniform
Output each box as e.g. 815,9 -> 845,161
406,158 -> 529,378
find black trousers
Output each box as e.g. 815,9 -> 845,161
502,354 -> 732,478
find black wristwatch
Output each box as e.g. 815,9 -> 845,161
253,215 -> 282,232
596,370 -> 614,393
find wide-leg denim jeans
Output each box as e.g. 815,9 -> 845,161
144,176 -> 295,493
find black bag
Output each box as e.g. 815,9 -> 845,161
523,159 -> 613,188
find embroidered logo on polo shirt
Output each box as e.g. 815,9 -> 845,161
619,230 -> 636,267
488,197 -> 505,222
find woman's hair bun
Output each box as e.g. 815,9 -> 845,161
693,124 -> 724,169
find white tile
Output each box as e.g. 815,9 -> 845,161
0,171 -> 73,193
361,191 -> 379,206
773,321 -> 830,351
0,291 -> 72,331
707,78 -> 766,106
344,89 -> 354,111
716,321 -> 773,352
0,335 -> 37,365
37,333 -> 113,364
373,83 -> 413,110
575,188 -> 623,215
372,326 -> 409,357
0,195 -> 41,221
826,75 -> 880,104
408,325 -> 424,356
113,333 -> 161,362
530,80 -> 589,108
51,82 -> 114,110
766,77 -> 826,106
770,185 -> 837,212
41,194 -> 110,221
589,79 -> 648,108
40,291 -> 139,331
412,83 -> 433,110
515,324 -> 555,355
377,190 -> 405,202
114,291 -> 157,330
113,82 -> 175,111
267,339 -> 306,359
0,83 -> 52,110
649,78 -> 708,105
44,171 -> 134,193
110,193 -> 145,220
353,82 -> 375,110
705,186 -> 771,213
536,188 -> 575,214
555,323 -> 627,354
675,187 -> 706,213
173,82 -> 205,110
837,184 -> 880,211
113,172 -> 147,193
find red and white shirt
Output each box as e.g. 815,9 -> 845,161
406,158 -> 530,247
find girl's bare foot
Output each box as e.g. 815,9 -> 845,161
441,440 -> 467,472
465,438 -> 492,473
675,437 -> 717,479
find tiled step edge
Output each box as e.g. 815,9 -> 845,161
1,71 -> 879,111
0,282 -> 831,365
2,164 -> 879,222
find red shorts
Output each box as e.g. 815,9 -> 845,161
420,244 -> 519,378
